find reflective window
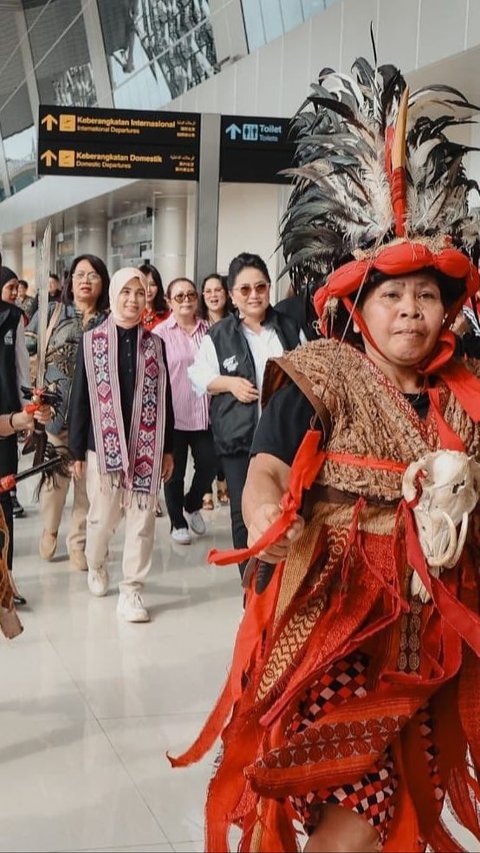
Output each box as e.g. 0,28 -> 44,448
24,0 -> 96,107
110,211 -> 152,272
242,0 -> 337,51
261,1 -> 283,44
98,0 -> 219,109
0,9 -> 36,195
281,0 -> 305,32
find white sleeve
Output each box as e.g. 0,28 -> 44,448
187,335 -> 221,396
15,320 -> 30,406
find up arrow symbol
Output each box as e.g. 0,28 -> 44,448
225,123 -> 242,141
41,114 -> 58,131
40,149 -> 57,166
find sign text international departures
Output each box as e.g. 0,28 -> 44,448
38,105 -> 200,180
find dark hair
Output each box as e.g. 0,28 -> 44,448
63,254 -> 110,311
17,279 -> 28,289
139,263 -> 168,314
166,276 -> 197,300
328,267 -> 466,346
49,272 -> 60,282
199,273 -> 233,320
227,252 -> 271,291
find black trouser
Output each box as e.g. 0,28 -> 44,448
164,428 -> 216,530
0,433 -> 16,572
207,448 -> 226,492
0,493 -> 13,572
219,452 -> 250,578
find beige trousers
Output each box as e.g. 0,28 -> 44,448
85,451 -> 156,594
39,429 -> 88,554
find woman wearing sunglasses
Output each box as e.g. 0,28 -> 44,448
188,252 -> 304,579
153,277 -> 216,544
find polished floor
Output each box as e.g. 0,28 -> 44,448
2,474 -> 241,853
3,477 -> 480,852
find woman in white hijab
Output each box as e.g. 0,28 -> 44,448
69,267 -> 174,622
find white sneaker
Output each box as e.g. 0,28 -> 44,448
186,510 -> 206,536
87,567 -> 109,597
171,527 -> 191,545
117,591 -> 150,623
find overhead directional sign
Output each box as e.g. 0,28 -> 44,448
38,105 -> 200,180
220,114 -> 295,183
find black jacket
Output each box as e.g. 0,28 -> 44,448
0,302 -> 22,478
208,307 -> 302,455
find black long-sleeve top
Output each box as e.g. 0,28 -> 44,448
68,324 -> 174,461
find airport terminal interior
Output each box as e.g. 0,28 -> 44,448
1,0 -> 480,850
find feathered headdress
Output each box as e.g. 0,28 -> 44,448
280,56 -> 480,331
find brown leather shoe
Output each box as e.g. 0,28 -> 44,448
39,530 -> 57,561
69,549 -> 88,572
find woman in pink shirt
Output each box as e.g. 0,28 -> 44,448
154,277 -> 216,544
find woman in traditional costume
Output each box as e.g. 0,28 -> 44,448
170,58 -> 480,852
69,267 -> 174,622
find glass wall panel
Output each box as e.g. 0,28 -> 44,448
98,0 -> 219,108
260,0 -> 283,43
0,8 -> 35,195
241,0 -> 338,52
280,0 -> 305,31
109,211 -> 152,272
23,0 -> 97,107
241,0 -> 266,51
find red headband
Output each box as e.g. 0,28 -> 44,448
314,242 -> 479,332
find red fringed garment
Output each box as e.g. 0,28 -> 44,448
171,340 -> 480,853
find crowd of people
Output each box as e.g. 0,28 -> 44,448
3,51 -> 480,851
0,250 -> 307,623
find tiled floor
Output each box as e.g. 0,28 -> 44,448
1,475 -> 241,853
2,476 -> 479,852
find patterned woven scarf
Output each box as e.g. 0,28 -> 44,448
84,314 -> 166,508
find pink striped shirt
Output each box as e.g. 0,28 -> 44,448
154,314 -> 210,431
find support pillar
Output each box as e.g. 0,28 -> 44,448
153,197 -> 187,285
74,217 -> 108,261
1,244 -> 22,275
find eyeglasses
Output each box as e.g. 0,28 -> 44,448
233,282 -> 269,298
172,291 -> 198,303
73,271 -> 101,283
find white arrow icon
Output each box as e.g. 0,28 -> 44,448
225,123 -> 242,140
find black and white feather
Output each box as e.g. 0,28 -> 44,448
280,59 -> 480,292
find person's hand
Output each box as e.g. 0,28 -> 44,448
71,460 -> 86,481
247,501 -> 305,563
11,403 -> 51,432
161,453 -> 174,482
32,403 -> 53,425
227,377 -> 259,404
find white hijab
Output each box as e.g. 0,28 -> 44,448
109,267 -> 146,329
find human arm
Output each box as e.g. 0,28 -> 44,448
187,333 -> 259,401
0,405 -> 51,437
161,453 -> 174,482
207,375 -> 259,402
242,452 -> 305,562
67,340 -> 91,464
241,382 -> 316,561
187,334 -> 221,395
160,339 -> 175,453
